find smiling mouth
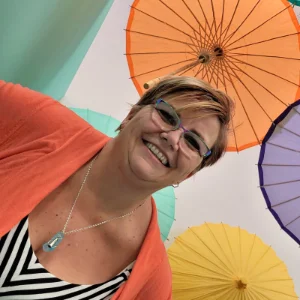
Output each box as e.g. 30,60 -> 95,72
142,139 -> 170,168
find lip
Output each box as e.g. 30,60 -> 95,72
142,139 -> 171,168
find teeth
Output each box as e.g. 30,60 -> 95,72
146,142 -> 168,166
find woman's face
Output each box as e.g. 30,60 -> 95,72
117,102 -> 220,188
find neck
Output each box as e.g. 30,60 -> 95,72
82,139 -> 155,217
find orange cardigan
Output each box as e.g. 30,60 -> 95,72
0,80 -> 172,299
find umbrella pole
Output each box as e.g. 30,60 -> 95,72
143,59 -> 203,89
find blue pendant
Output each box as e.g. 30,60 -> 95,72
43,231 -> 64,252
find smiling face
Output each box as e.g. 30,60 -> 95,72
117,101 -> 220,188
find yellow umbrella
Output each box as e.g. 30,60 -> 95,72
167,223 -> 298,300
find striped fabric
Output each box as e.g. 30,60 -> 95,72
0,217 -> 132,300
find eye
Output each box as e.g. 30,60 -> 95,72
157,109 -> 178,127
184,134 -> 200,151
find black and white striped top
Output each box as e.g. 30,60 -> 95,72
0,217 -> 133,300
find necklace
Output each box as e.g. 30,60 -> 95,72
43,153 -> 147,252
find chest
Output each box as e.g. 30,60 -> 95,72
27,184 -> 151,285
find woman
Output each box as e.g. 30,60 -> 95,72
0,76 -> 233,299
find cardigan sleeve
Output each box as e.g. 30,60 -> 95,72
0,80 -> 60,150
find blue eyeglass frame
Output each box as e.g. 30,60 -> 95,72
154,99 -> 212,158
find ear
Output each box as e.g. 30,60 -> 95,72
119,105 -> 140,130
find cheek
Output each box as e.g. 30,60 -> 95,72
177,150 -> 201,177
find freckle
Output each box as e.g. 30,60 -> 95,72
68,244 -> 71,246
86,249 -> 88,252
56,214 -> 58,217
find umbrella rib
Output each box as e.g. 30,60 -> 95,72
175,235 -> 234,276
247,246 -> 272,278
253,278 -> 293,284
161,232 -> 168,240
252,285 -> 298,298
212,60 -> 222,87
168,250 -> 231,279
222,0 -> 260,47
130,6 -> 200,44
225,58 -> 274,122
196,0 -> 215,48
244,234 -> 257,277
221,59 -> 261,145
172,270 -> 232,282
260,163 -> 300,167
216,0 -> 226,45
158,0 -> 202,43
181,0 -> 212,47
125,51 -> 197,55
260,178 -> 300,187
204,60 -> 226,83
124,29 -> 196,47
130,58 -> 197,78
194,25 -> 203,52
188,286 -> 235,300
230,53 -> 300,61
186,228 -> 235,276
210,0 -> 219,47
214,289 -> 238,300
221,223 -> 240,274
271,195 -> 300,208
226,4 -> 292,48
239,227 -> 243,275
285,215 -> 300,228
190,30 -> 200,53
206,59 -> 219,85
228,55 -> 299,87
277,122 -> 300,138
201,63 -> 213,82
228,32 -> 300,52
187,33 -> 200,55
248,288 -> 272,300
202,224 -> 238,274
202,64 -> 214,82
193,65 -> 205,78
249,261 -> 283,281
157,209 -> 175,220
221,0 -> 241,42
226,56 -> 289,107
217,61 -> 239,151
267,141 -> 300,154
246,290 -> 259,300
209,60 -> 220,87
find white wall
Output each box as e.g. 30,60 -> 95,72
62,0 -> 300,295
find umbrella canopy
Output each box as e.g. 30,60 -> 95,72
167,223 -> 298,300
290,0 -> 300,6
69,108 -> 176,241
126,0 -> 300,152
258,99 -> 300,245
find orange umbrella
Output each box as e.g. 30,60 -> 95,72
126,0 -> 300,151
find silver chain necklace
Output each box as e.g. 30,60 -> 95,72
43,153 -> 147,252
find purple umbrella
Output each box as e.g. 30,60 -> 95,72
258,99 -> 300,245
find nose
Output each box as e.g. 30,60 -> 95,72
160,129 -> 183,151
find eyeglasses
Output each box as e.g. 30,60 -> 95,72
154,99 -> 212,158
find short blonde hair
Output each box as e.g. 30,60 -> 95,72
118,76 -> 234,171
